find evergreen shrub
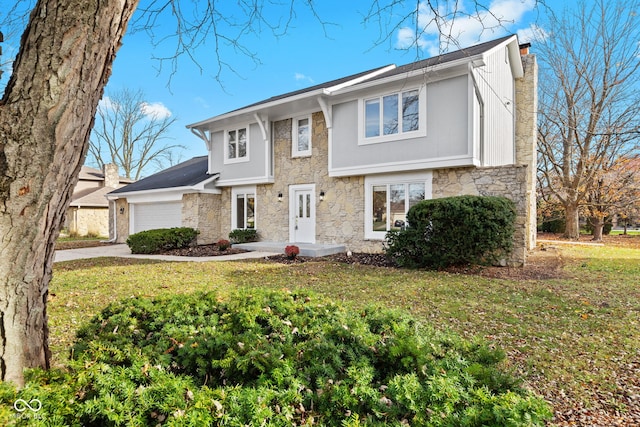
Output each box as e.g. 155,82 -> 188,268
126,227 -> 199,254
0,290 -> 551,426
228,228 -> 258,244
385,195 -> 516,269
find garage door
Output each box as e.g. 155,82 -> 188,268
132,202 -> 182,234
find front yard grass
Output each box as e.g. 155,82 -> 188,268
50,241 -> 640,425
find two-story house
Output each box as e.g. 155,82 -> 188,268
108,34 -> 537,265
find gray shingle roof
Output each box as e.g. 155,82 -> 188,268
216,35 -> 515,115
109,156 -> 214,194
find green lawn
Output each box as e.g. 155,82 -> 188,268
50,244 -> 640,425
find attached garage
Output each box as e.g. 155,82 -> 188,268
107,156 -> 220,243
131,201 -> 182,234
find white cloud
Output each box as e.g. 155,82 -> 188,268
140,102 -> 172,120
194,96 -> 210,110
294,72 -> 315,84
97,96 -> 117,112
517,24 -> 549,44
396,0 -> 537,54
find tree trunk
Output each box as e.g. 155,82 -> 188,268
0,0 -> 138,387
563,202 -> 581,240
590,216 -> 604,242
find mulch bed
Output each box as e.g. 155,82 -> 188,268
160,244 -> 248,257
160,243 -> 567,281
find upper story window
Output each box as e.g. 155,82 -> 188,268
225,127 -> 249,163
362,88 -> 423,144
292,116 -> 312,157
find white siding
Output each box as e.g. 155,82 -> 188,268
474,46 -> 516,166
211,123 -> 271,186
330,73 -> 472,176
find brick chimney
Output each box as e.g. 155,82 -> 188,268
103,163 -> 120,188
519,42 -> 531,55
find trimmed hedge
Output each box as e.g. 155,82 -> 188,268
385,195 -> 516,269
126,227 -> 199,254
0,290 -> 551,426
228,228 -> 258,244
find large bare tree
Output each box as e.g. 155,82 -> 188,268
0,0 -> 537,387
88,88 -> 182,180
536,0 -> 640,239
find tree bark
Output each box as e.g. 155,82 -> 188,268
0,0 -> 138,387
563,202 -> 581,240
590,216 -> 604,241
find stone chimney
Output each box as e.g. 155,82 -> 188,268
103,163 -> 120,188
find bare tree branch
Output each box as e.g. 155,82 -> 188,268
87,88 -> 185,180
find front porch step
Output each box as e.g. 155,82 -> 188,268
234,241 -> 346,258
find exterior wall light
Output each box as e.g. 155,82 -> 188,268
319,190 -> 325,201
119,207 -> 125,214
278,192 -> 283,202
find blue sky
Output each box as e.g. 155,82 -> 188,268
1,0 -> 558,175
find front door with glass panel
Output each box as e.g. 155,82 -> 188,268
290,185 -> 315,243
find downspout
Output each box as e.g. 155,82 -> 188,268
469,62 -> 485,166
254,113 -> 272,181
317,96 -> 334,172
102,199 -> 118,243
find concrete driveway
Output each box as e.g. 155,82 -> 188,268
54,244 -> 278,263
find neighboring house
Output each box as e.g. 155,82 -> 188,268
66,164 -> 133,237
108,35 -> 538,265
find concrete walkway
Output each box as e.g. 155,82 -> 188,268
53,244 -> 279,263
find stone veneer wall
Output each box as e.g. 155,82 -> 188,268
256,112 -> 375,252
514,54 -> 538,251
113,198 -> 129,243
182,193 -> 222,245
67,207 -> 109,237
432,165 -> 530,266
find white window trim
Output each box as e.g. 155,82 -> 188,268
364,171 -> 432,240
224,125 -> 250,164
358,86 -> 427,146
231,185 -> 257,230
292,115 -> 313,158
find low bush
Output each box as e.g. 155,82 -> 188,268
216,239 -> 231,251
228,228 -> 258,244
385,195 -> 516,269
1,290 -> 551,426
538,217 -> 565,233
284,244 -> 300,259
126,227 -> 199,254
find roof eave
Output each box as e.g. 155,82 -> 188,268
186,66 -> 399,130
186,89 -> 326,130
106,173 -> 220,199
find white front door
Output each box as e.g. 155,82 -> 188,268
289,185 -> 316,243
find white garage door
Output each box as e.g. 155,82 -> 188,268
132,202 -> 182,234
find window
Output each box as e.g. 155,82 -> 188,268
365,173 -> 431,239
232,187 -> 256,229
363,88 -> 422,143
293,116 -> 312,157
226,127 -> 248,163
